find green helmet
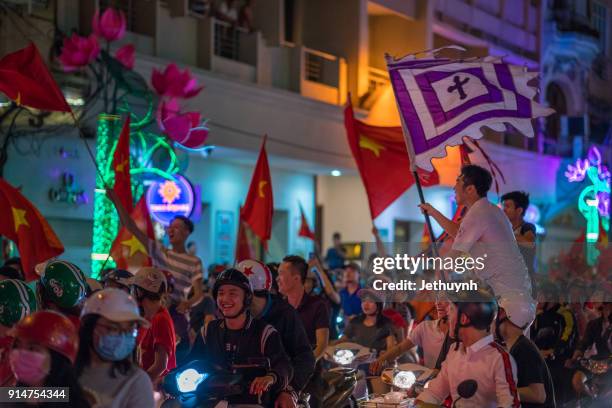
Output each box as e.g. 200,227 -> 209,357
0,279 -> 37,327
39,260 -> 88,309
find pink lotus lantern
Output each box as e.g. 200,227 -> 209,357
161,110 -> 209,149
151,63 -> 203,99
115,44 -> 135,69
92,8 -> 127,42
59,34 -> 100,72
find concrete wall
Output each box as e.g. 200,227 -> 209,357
156,4 -> 198,66
301,0 -> 369,98
369,0 -> 433,70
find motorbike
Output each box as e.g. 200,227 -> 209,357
380,362 -> 437,395
323,342 -> 378,401
567,357 -> 611,408
161,359 -> 267,408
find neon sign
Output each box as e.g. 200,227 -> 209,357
146,174 -> 195,226
565,146 -> 610,265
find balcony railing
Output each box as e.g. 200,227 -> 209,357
359,66 -> 389,109
296,47 -> 347,105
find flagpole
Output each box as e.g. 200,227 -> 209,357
384,57 -> 439,258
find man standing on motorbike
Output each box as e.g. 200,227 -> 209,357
190,268 -> 293,406
416,287 -> 521,408
237,259 -> 315,408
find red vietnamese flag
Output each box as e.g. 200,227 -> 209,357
241,137 -> 273,247
298,203 -> 315,240
344,102 -> 439,220
0,43 -> 71,113
0,178 -> 64,281
109,196 -> 154,271
112,117 -> 133,213
235,218 -> 255,263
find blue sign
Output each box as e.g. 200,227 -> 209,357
146,174 -> 195,226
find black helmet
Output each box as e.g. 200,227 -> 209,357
212,268 -> 254,308
451,286 -> 498,341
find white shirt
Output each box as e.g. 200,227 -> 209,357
452,198 -> 534,302
408,319 -> 447,369
417,335 -> 520,408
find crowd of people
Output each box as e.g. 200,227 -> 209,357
0,163 -> 609,408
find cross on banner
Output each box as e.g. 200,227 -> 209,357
447,75 -> 470,100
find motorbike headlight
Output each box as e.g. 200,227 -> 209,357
334,349 -> 355,365
393,371 -> 416,389
176,368 -> 208,393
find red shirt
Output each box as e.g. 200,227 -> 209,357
0,336 -> 15,386
138,307 -> 176,377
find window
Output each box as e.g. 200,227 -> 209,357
592,1 -> 608,53
284,0 -> 295,43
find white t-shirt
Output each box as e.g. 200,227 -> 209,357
452,197 -> 534,302
408,319 -> 447,369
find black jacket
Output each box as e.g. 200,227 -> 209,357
190,315 -> 293,406
258,294 -> 316,391
577,315 -> 612,359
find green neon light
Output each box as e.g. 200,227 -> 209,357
577,166 -> 611,266
91,114 -> 120,278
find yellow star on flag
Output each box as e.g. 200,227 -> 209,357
121,235 -> 147,257
359,135 -> 385,157
258,181 -> 268,198
12,207 -> 29,232
115,159 -> 128,174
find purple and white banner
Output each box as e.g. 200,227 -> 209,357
387,56 -> 554,171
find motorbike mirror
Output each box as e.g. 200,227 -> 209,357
457,379 -> 478,399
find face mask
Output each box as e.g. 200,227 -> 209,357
95,333 -> 136,361
9,349 -> 49,385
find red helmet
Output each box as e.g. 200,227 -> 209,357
236,259 -> 272,293
10,310 -> 79,363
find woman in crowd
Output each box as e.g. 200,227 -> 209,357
8,310 -> 91,408
75,288 -> 154,408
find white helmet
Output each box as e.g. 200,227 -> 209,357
236,259 -> 272,293
498,297 -> 536,329
81,288 -> 150,327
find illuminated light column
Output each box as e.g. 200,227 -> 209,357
565,146 -> 611,266
91,114 -> 121,278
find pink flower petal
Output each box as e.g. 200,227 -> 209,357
115,44 -> 135,69
163,114 -> 192,143
182,127 -> 209,148
156,98 -> 181,130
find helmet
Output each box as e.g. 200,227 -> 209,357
213,268 -> 253,308
81,288 -> 150,327
9,310 -> 78,363
86,278 -> 103,294
451,287 -> 498,331
133,267 -> 167,295
236,259 -> 272,293
103,269 -> 134,289
0,279 -> 37,327
498,297 -> 536,329
39,260 -> 88,309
